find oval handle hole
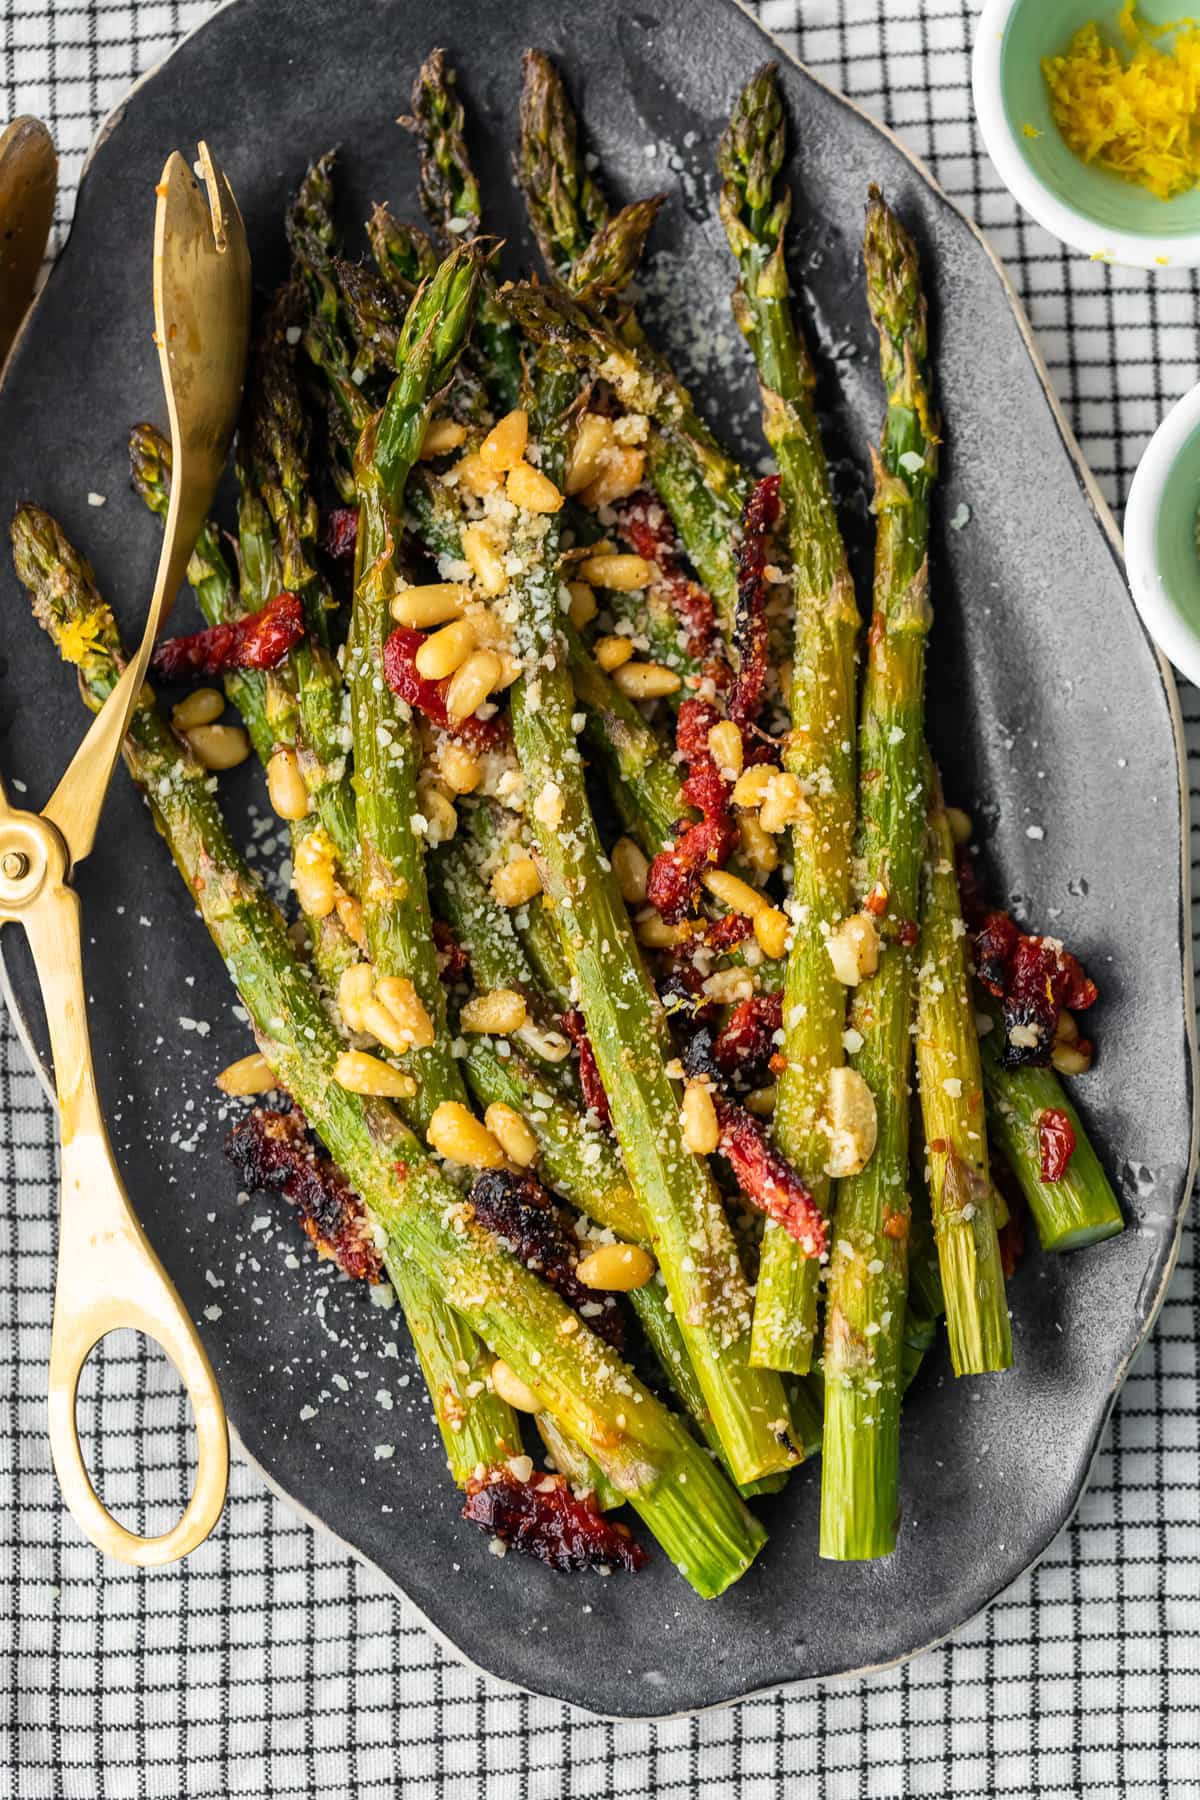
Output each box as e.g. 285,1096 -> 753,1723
74,1327 -> 197,1537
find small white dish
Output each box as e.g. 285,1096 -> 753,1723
1125,382 -> 1200,687
973,0 -> 1200,268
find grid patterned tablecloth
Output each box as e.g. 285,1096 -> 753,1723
2,1 -> 1200,1794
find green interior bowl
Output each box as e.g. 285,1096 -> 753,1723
1001,0 -> 1200,237
1153,417 -> 1200,634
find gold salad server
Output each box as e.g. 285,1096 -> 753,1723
0,116 -> 56,369
0,144 -> 251,1562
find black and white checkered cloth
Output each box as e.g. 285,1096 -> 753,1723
2,2 -> 1199,1794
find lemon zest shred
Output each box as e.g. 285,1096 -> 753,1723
1043,5 -> 1200,200
58,611 -> 108,666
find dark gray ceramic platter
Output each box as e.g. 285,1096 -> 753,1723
0,0 -> 1194,1719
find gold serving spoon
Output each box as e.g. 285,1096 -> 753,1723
0,143 -> 250,1562
0,116 -> 56,370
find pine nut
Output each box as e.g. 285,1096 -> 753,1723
172,686 -> 223,731
492,650 -> 523,689
826,1066 -> 878,1177
491,855 -> 541,906
945,806 -> 973,846
484,1103 -> 538,1167
491,1357 -> 540,1412
453,450 -> 502,496
334,889 -> 368,951
611,836 -> 649,905
826,912 -> 881,986
1055,1009 -> 1080,1045
737,812 -> 779,876
580,446 -> 646,508
390,582 -> 470,628
567,581 -> 597,628
594,634 -> 634,672
338,963 -> 375,1034
479,407 -> 529,472
375,975 -> 435,1050
707,719 -> 743,780
266,747 -> 310,821
186,722 -> 251,771
416,617 -> 477,680
636,908 -> 690,949
753,906 -> 790,959
215,1052 -> 275,1096
461,524 -> 509,597
578,553 -> 652,591
745,1083 -> 777,1117
732,765 -> 777,808
702,868 -> 766,917
333,1049 -> 417,1099
681,1078 -> 720,1155
576,1242 -> 656,1292
360,998 -> 410,1055
420,416 -> 469,459
439,741 -> 482,795
758,771 -> 809,835
416,780 -> 458,845
1051,1041 -> 1092,1076
428,1100 -> 506,1169
564,413 -> 616,494
506,459 -> 563,513
612,661 -> 681,700
445,650 -> 502,721
293,827 -> 338,918
461,988 -> 528,1035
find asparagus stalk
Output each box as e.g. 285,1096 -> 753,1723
816,192 -> 940,1555
517,49 -> 609,282
402,48 -> 523,413
980,1026 -> 1123,1250
246,301 -> 360,879
501,363 -> 797,1486
14,504 -> 766,1596
916,788 -> 1012,1377
367,202 -> 437,299
346,248 -> 487,1140
718,65 -> 860,1376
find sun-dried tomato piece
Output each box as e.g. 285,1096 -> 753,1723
320,506 -> 359,565
975,910 -> 1097,1070
225,1107 -> 383,1283
462,1470 -> 647,1572
1038,1107 -> 1077,1182
561,1008 -> 612,1128
713,991 -> 783,1085
702,910 -> 754,954
382,627 -> 507,751
469,1166 -> 623,1348
153,591 -> 305,680
714,1095 -> 826,1256
728,474 -> 781,733
611,488 -> 717,662
645,699 -> 738,924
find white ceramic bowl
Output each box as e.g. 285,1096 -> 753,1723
973,0 -> 1200,268
1125,382 -> 1200,687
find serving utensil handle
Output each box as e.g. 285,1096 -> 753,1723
21,872 -> 228,1564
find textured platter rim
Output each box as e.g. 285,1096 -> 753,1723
0,0 -> 1195,1718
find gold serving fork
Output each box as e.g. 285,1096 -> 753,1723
0,144 -> 251,1562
